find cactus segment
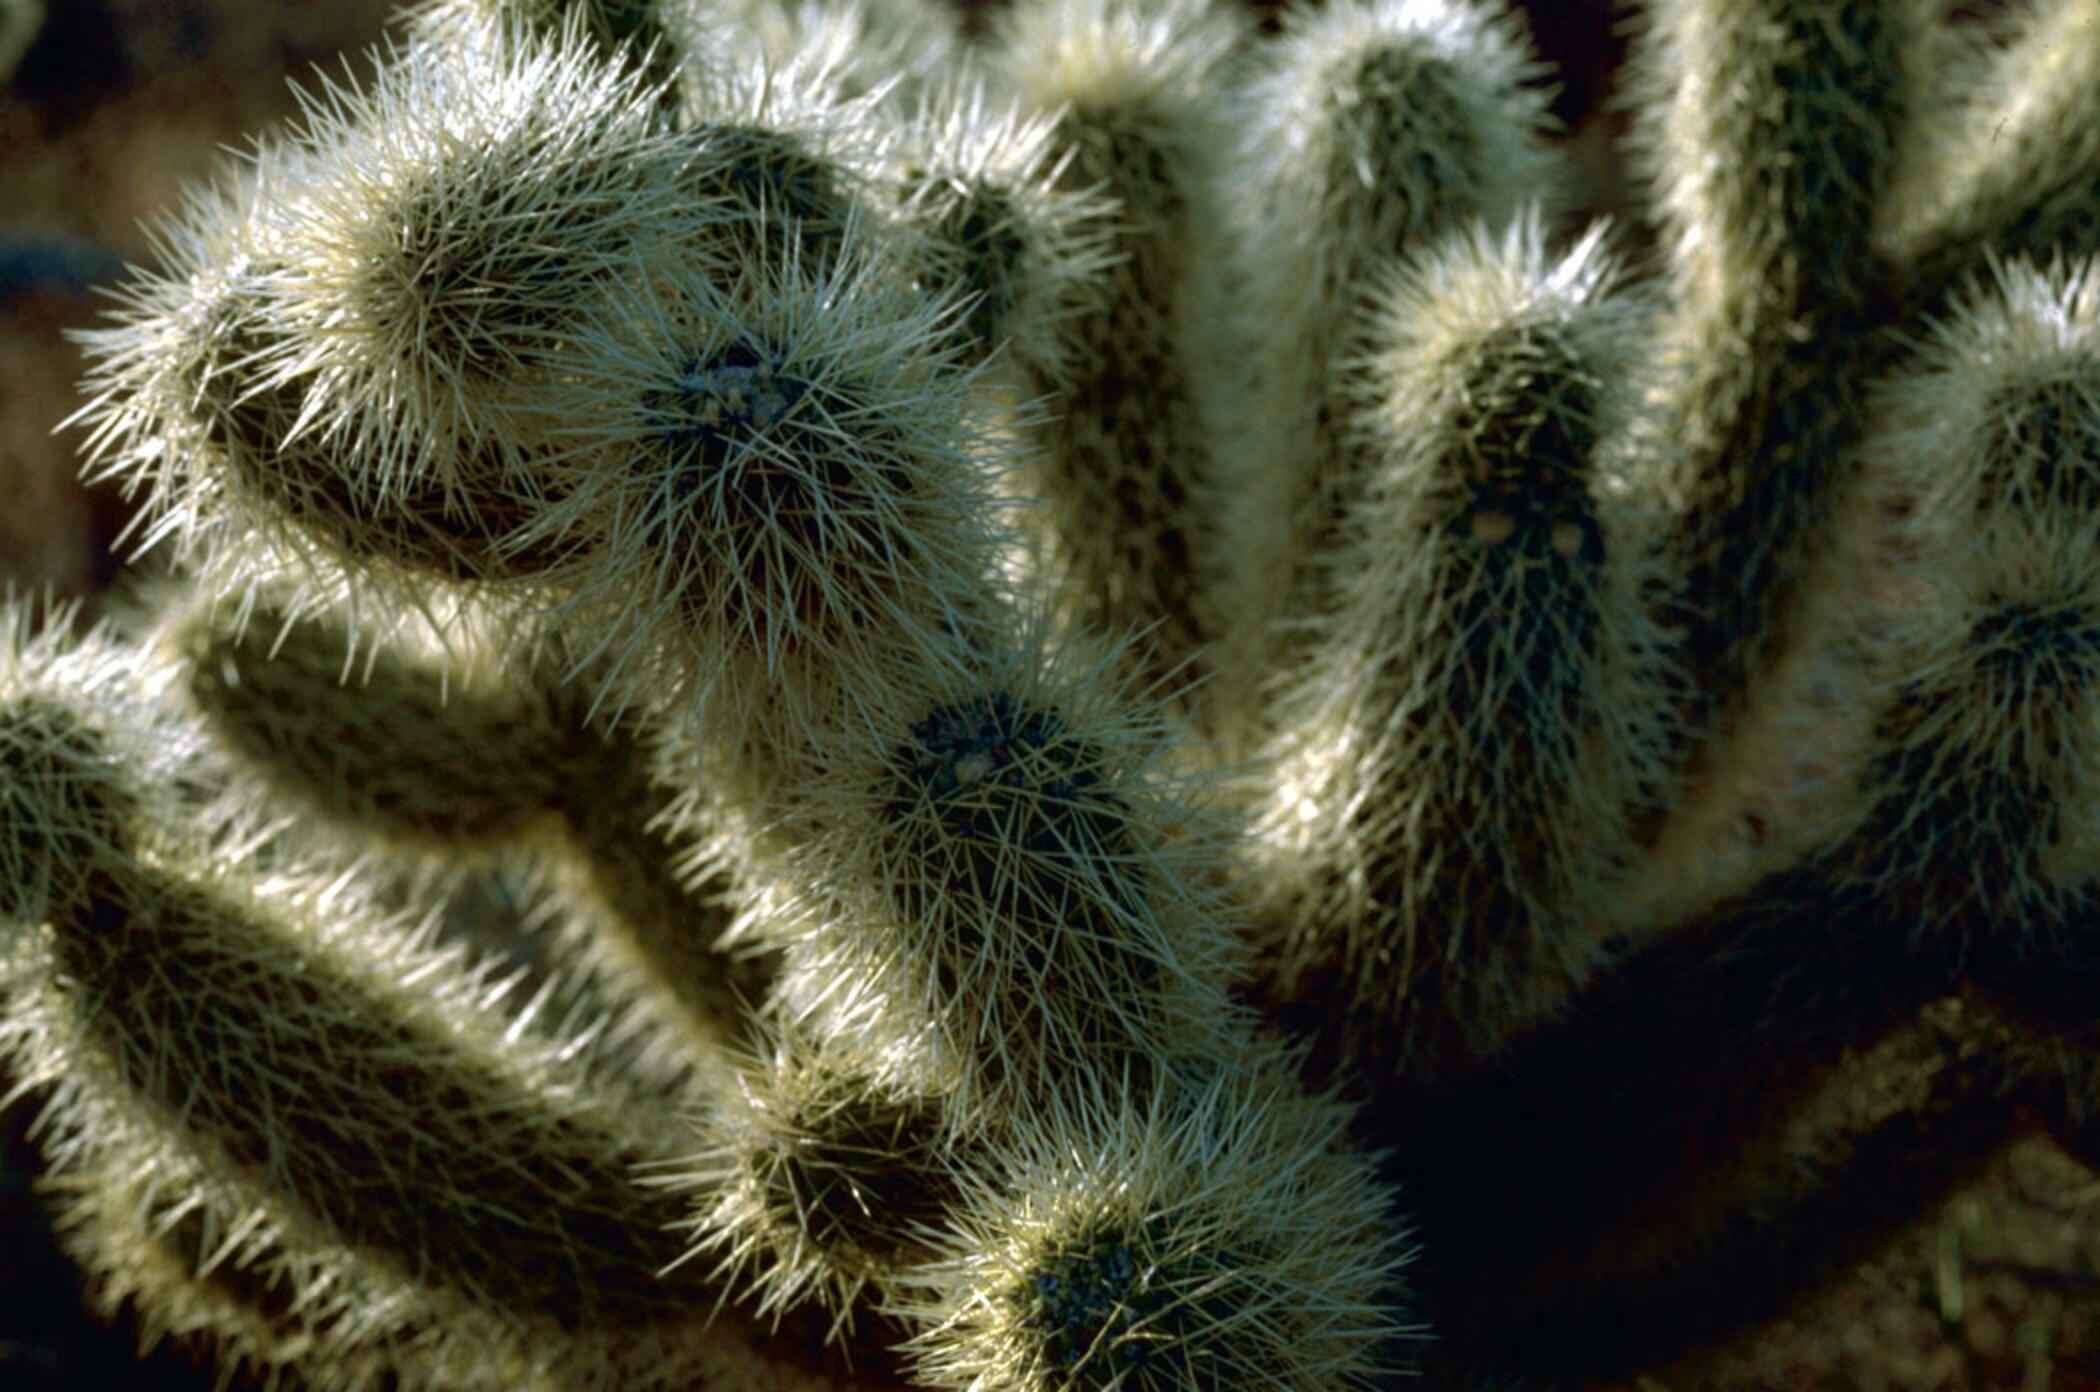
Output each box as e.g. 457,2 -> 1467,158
7,856 -> 712,1322
1206,0 -> 1564,740
892,72 -> 1124,373
682,0 -> 963,113
66,16 -> 721,608
165,586 -> 768,1085
661,1027 -> 962,1334
1834,256 -> 2100,942
496,228 -> 1008,740
1244,215 -> 1673,1078
1881,0 -> 2100,307
169,589 -> 574,852
755,617 -> 1248,1123
407,0 -> 685,93
1626,0 -> 1932,701
990,0 -> 1250,710
0,597 -> 180,928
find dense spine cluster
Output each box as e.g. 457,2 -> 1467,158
9,0 -> 2100,1387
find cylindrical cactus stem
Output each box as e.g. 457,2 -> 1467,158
494,225 -> 1011,769
79,232 -> 575,593
884,1037 -> 1423,1392
660,1025 -> 969,1336
1242,215 -> 1676,1082
66,16 -> 729,600
988,0 -> 1249,712
1879,0 -> 2100,309
1859,252 -> 2100,528
542,691 -> 778,1079
6,855 -> 708,1325
1846,536 -> 2100,939
751,612 -> 1251,1127
0,833 -> 875,1388
670,38 -> 919,279
1625,0 -> 1935,710
1206,0 -> 1564,740
166,589 -> 573,854
161,586 -> 768,1078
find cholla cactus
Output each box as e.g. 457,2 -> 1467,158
12,0 -> 2100,1387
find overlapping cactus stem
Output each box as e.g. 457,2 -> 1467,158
1397,248 -> 2100,1380
985,0 -> 1251,717
1201,0 -> 1566,752
165,586 -> 573,853
0,655 -> 890,1389
883,1035 -> 1422,1392
158,585 -> 771,1089
1236,213 -> 1676,1084
414,29 -> 1012,755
